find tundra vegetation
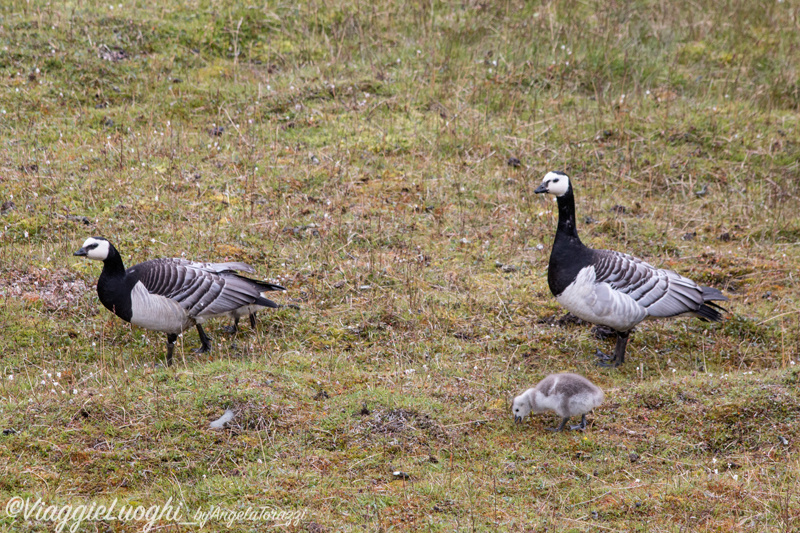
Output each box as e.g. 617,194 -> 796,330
0,0 -> 799,531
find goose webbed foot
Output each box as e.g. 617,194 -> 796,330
594,349 -> 614,365
595,331 -> 629,368
569,414 -> 588,431
193,324 -> 213,354
222,318 -> 240,335
547,417 -> 570,432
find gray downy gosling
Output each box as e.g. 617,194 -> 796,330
512,373 -> 604,432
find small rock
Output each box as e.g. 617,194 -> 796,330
2,429 -> 16,436
682,231 -> 696,241
209,409 -> 235,429
694,184 -> 708,197
392,470 -> 411,480
629,452 -> 639,463
66,215 -> 91,225
313,389 -> 329,401
306,523 -> 327,533
610,205 -> 626,214
778,435 -> 789,446
507,157 -> 521,168
333,281 -> 346,289
210,126 -> 224,136
501,264 -> 517,273
1,200 -> 15,214
718,232 -> 731,242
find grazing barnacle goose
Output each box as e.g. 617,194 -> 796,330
512,373 -> 604,432
74,237 -> 284,365
534,171 -> 728,367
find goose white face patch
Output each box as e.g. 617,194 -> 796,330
540,171 -> 570,197
79,237 -> 111,261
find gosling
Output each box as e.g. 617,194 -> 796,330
512,373 -> 604,432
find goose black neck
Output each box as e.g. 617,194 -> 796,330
555,187 -> 581,243
101,246 -> 126,278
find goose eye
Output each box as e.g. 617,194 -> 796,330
552,178 -> 560,183
88,243 -> 98,249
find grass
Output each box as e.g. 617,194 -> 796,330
1,0 -> 799,530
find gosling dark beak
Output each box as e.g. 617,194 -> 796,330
514,415 -> 523,424
534,184 -> 548,194
73,247 -> 88,257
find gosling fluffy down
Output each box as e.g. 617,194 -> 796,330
512,373 -> 604,432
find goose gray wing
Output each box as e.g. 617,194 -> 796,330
129,259 -> 273,319
166,258 -> 284,292
164,257 -> 256,274
592,250 -> 706,318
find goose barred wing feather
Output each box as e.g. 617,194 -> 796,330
130,259 -> 271,319
592,250 -> 706,318
165,258 -> 284,291
165,257 -> 256,274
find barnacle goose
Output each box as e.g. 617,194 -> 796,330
74,237 -> 284,365
534,171 -> 728,367
512,373 -> 604,431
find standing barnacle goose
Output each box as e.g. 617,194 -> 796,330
534,171 -> 728,367
74,237 -> 284,366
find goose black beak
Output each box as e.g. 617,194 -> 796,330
514,415 -> 523,424
73,247 -> 88,257
534,184 -> 548,194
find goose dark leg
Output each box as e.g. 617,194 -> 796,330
597,331 -> 629,367
569,414 -> 588,431
166,333 -> 178,367
222,317 -> 240,334
249,312 -> 257,329
194,324 -> 212,353
547,417 -> 570,432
